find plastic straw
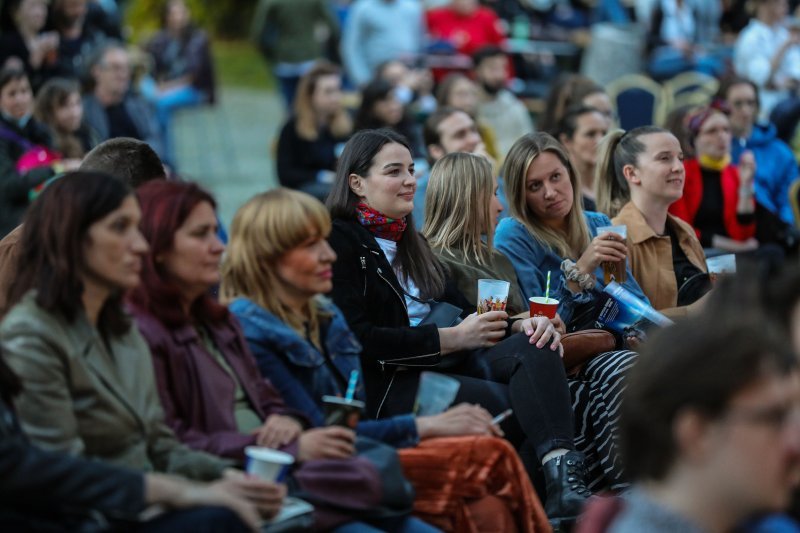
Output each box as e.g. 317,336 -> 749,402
345,370 -> 359,401
545,271 -> 551,303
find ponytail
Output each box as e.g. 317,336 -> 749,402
594,129 -> 629,218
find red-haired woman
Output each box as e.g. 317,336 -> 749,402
128,180 -> 440,532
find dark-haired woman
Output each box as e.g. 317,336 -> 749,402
326,128 -> 591,525
0,67 -> 63,238
0,0 -> 60,90
354,80 -> 425,159
33,76 -> 98,159
0,172 -> 284,519
557,106 -> 610,212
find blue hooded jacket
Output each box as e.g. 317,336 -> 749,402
731,123 -> 799,226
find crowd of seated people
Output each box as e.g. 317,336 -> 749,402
4,1 -> 800,532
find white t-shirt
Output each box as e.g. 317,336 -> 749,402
375,238 -> 431,327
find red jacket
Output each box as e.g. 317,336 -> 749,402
669,158 -> 756,242
426,6 -> 506,56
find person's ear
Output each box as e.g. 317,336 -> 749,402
428,144 -> 445,162
559,133 -> 571,147
622,163 -> 641,186
673,407 -> 716,464
348,173 -> 364,197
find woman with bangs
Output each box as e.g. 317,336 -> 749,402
424,151 -> 638,492
222,187 -> 551,532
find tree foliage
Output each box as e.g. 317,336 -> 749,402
125,0 -> 257,41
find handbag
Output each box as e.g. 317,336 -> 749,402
561,329 -> 617,376
289,436 -> 415,530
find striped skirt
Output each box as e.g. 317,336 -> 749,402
568,349 -> 637,493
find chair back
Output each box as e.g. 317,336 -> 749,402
663,71 -> 719,112
606,74 -> 666,130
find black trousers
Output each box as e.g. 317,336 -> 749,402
381,332 -> 575,464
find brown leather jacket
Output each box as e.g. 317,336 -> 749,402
613,202 -> 707,315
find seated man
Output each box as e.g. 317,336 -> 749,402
82,43 -> 164,160
472,46 -> 533,159
580,300 -> 800,531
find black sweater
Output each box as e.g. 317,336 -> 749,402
276,117 -> 349,190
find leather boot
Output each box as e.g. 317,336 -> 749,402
542,450 -> 591,529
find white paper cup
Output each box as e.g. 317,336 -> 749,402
245,447 -> 294,482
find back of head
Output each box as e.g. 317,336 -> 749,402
423,152 -> 494,263
540,74 -> 605,135
594,125 -> 667,218
10,171 -> 131,327
621,300 -> 795,483
80,137 -> 166,188
129,180 -> 224,327
221,188 -> 331,319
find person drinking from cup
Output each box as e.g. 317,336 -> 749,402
494,132 -> 650,331
423,150 -> 638,491
126,180 -> 437,532
593,126 -> 712,314
325,128 -> 593,526
221,187 -> 551,531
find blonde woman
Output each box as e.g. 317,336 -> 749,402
425,151 -> 638,492
276,61 -> 352,200
221,187 -> 551,532
494,132 -> 650,329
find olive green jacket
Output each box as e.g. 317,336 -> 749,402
0,292 -> 230,481
433,246 -> 528,316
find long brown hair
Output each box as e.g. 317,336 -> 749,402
34,77 -> 86,158
327,129 -> 447,299
294,61 -> 352,141
502,133 -> 591,259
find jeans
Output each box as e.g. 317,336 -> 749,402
332,517 -> 441,532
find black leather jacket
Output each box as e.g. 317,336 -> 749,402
327,218 -> 470,418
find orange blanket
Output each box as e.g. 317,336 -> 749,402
398,436 -> 552,533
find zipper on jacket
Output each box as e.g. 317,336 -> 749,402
359,256 -> 367,296
376,267 -> 408,315
376,370 -> 397,419
378,352 -> 440,367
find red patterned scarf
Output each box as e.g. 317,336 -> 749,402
355,203 -> 407,242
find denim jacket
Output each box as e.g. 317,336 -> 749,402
229,297 -> 419,448
494,211 -> 650,325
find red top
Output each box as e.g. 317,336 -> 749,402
669,158 -> 756,242
426,6 -> 506,56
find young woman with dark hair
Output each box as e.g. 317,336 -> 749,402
0,66 -> 63,238
33,76 -> 98,159
354,79 -> 424,159
326,128 -> 592,525
0,172 -> 284,519
557,106 -> 610,212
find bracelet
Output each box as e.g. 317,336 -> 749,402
560,259 -> 596,291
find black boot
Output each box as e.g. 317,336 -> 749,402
542,450 -> 591,530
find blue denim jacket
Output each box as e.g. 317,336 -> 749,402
229,297 -> 419,448
494,212 -> 650,325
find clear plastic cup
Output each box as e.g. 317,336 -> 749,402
413,371 -> 461,416
477,279 -> 511,314
596,225 -> 627,284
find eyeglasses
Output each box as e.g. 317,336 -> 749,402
724,403 -> 800,432
729,99 -> 758,110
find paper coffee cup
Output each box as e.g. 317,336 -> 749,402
322,395 -> 364,429
477,279 -> 511,314
245,447 -> 294,482
529,296 -> 559,319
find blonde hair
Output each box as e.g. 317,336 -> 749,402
502,132 -> 591,259
423,152 -> 495,265
220,188 -> 332,331
294,61 -> 352,141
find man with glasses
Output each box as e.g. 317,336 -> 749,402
579,303 -> 800,532
717,76 -> 799,226
81,43 -> 164,160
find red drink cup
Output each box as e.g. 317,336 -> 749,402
529,297 -> 559,319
